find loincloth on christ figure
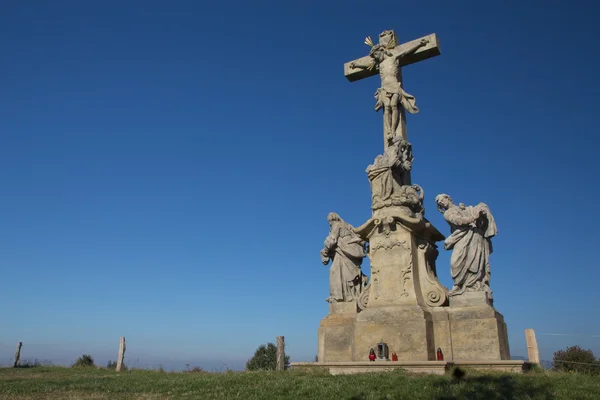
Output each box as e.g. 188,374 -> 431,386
373,85 -> 419,114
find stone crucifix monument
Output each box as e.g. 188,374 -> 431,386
315,30 -> 511,365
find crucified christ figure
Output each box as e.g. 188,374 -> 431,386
350,31 -> 429,142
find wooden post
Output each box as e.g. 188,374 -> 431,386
13,342 -> 22,368
116,336 -> 126,372
525,329 -> 540,364
276,336 -> 285,371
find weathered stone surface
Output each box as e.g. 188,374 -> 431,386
347,211 -> 449,362
292,361 -> 448,375
344,31 -> 441,146
449,291 -> 493,308
435,194 -> 497,301
320,213 -> 368,304
525,328 -> 540,364
414,238 -> 448,308
367,136 -> 413,189
430,308 -> 453,361
353,212 -> 446,310
311,28 -> 515,371
318,314 -> 356,362
446,305 -> 510,361
366,223 -> 416,307
318,300 -> 358,362
354,305 -> 434,361
451,360 -> 528,373
319,213 -> 448,363
330,300 -> 358,315
290,360 -> 530,375
366,137 -> 427,217
343,33 -> 441,82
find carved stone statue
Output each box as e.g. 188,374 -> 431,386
435,194 -> 497,298
366,136 -> 424,216
349,30 -> 429,141
320,212 -> 368,303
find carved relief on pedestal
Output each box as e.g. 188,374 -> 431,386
415,238 -> 448,307
400,259 -> 412,298
369,216 -> 407,255
354,216 -> 416,307
357,283 -> 370,311
353,213 -> 447,311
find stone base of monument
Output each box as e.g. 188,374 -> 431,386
444,292 -> 511,361
290,360 -> 530,375
317,301 -> 358,362
317,292 -> 512,366
316,215 -> 512,366
353,305 -> 435,362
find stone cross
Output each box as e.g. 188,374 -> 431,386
343,30 -> 440,149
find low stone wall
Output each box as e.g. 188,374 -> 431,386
290,360 -> 531,375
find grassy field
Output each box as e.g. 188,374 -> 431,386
0,366 -> 599,399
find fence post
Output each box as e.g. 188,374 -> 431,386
13,342 -> 22,368
276,336 -> 285,371
116,337 -> 126,372
525,329 -> 540,364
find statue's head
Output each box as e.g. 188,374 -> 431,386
365,30 -> 396,62
327,212 -> 340,225
378,30 -> 398,48
435,194 -> 453,213
369,44 -> 387,61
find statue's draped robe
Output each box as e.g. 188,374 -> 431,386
443,204 -> 497,295
366,144 -> 403,207
322,222 -> 366,302
374,85 -> 419,114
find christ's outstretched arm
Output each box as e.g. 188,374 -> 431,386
396,39 -> 429,59
350,60 -> 374,70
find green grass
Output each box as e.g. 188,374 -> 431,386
0,366 -> 598,399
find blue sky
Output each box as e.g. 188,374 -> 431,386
1,0 -> 599,370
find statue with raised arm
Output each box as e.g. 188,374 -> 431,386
349,30 -> 429,142
435,194 -> 498,298
320,212 -> 368,303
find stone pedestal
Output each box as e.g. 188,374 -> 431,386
317,211 -> 512,363
450,291 -> 493,308
290,360 -> 530,375
354,305 -> 434,361
446,293 -> 510,361
430,307 -> 454,361
318,301 -> 357,362
348,208 -> 448,362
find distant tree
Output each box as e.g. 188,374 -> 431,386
553,345 -> 599,374
246,342 -> 290,371
16,359 -> 42,368
72,354 -> 95,368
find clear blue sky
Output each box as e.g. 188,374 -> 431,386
1,0 -> 599,370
